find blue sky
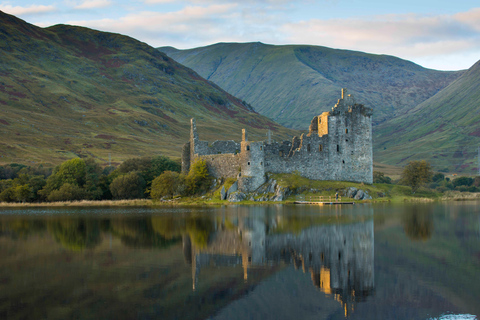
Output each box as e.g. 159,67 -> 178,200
1,0 -> 479,70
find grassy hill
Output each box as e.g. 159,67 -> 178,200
374,60 -> 480,174
159,42 -> 462,129
0,12 -> 297,167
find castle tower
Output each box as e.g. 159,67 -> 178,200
239,129 -> 266,192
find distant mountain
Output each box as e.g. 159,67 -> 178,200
374,59 -> 480,174
159,42 -> 463,129
0,12 -> 296,166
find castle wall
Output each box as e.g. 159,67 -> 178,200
184,89 -> 373,186
198,153 -> 241,178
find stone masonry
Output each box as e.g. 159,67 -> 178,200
182,89 -> 373,192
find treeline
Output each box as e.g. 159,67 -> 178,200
0,155 -> 210,203
374,160 -> 480,194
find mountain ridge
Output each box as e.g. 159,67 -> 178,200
0,11 -> 297,166
159,42 -> 463,129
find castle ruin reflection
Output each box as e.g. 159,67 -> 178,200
183,210 -> 374,317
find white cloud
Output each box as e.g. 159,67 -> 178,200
0,4 -> 56,15
279,11 -> 480,68
74,0 -> 112,9
63,3 -> 480,70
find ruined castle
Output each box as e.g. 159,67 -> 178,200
182,89 -> 373,191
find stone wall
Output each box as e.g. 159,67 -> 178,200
183,89 -> 373,186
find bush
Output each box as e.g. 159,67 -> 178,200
110,172 -> 146,199
150,171 -> 185,199
373,171 -> 392,184
47,183 -> 85,202
185,159 -> 211,195
432,173 -> 445,183
452,176 -> 474,187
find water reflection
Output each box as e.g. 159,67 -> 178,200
183,208 -> 374,317
403,206 -> 434,241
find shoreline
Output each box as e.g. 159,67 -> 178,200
1,194 -> 480,208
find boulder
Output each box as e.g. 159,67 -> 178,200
267,179 -> 277,194
273,185 -> 290,201
228,192 -> 246,202
346,187 -> 358,198
354,189 -> 365,200
220,186 -> 226,200
227,181 -> 238,198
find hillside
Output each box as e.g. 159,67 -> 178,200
375,59 -> 480,174
159,43 -> 462,129
0,12 -> 297,166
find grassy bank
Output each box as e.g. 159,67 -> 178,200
3,173 -> 479,208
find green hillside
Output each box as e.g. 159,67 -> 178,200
375,60 -> 480,174
159,42 -> 462,129
0,12 -> 297,166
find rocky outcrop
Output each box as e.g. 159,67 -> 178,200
345,187 -> 371,200
220,186 -> 226,200
228,191 -> 246,202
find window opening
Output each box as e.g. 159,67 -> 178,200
246,145 -> 250,151
307,144 -> 311,152
345,128 -> 348,134
247,162 -> 251,166
319,144 -> 323,152
337,144 -> 340,152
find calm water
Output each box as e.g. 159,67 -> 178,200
0,203 -> 479,320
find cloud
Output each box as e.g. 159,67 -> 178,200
0,4 -> 56,15
74,0 -> 113,9
280,11 -> 480,61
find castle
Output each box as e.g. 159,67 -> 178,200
182,89 -> 373,192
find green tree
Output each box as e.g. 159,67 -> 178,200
14,184 -> 32,203
373,171 -> 392,184
109,172 -> 146,199
150,171 -> 185,199
401,160 -> 433,193
452,176 -> 474,187
47,183 -> 85,202
185,159 -> 211,195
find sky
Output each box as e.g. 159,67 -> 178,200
1,0 -> 480,71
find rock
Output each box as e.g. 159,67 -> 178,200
273,185 -> 290,201
249,196 -> 255,201
227,181 -> 238,198
346,187 -> 358,198
377,192 -> 386,198
228,191 -> 246,202
267,180 -> 277,193
354,189 -> 365,200
220,186 -> 226,200
363,193 -> 372,200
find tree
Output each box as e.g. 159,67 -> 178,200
373,171 -> 392,184
150,171 -> 185,199
109,172 -> 146,199
47,183 -> 85,202
185,159 -> 211,195
402,160 -> 433,193
452,176 -> 474,187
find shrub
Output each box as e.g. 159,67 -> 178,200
432,173 -> 445,183
109,172 -> 146,199
373,171 -> 392,184
452,176 -> 474,187
47,183 -> 85,202
185,159 -> 211,195
150,171 -> 185,199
